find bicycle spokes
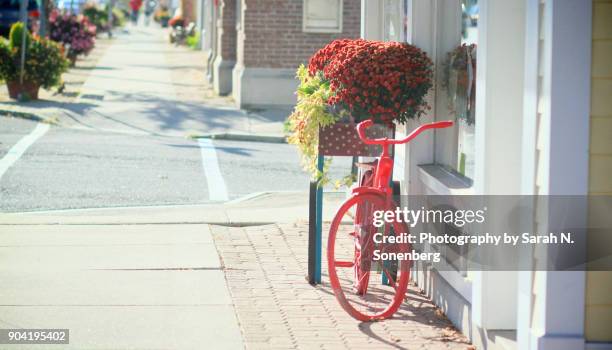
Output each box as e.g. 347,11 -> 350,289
327,193 -> 410,321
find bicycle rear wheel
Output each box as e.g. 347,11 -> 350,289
327,192 -> 410,321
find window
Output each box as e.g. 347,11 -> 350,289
382,0 -> 408,42
302,0 -> 342,33
434,0 -> 478,180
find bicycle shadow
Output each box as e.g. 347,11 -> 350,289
356,322 -> 408,350
314,225 -> 471,348
315,277 -> 471,349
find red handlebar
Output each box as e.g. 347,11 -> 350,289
357,119 -> 454,145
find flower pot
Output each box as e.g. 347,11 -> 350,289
68,55 -> 78,67
160,18 -> 169,27
318,122 -> 395,157
6,80 -> 40,100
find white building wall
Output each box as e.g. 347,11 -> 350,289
364,1 -> 592,349
391,0 -> 528,346
518,0 -> 592,349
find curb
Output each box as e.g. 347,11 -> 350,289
0,221 -> 278,226
0,109 -> 287,143
0,109 -> 59,125
193,133 -> 287,144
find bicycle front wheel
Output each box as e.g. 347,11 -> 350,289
327,192 -> 411,321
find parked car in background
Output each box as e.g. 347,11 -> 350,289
0,0 -> 39,37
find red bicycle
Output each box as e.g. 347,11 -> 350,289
327,119 -> 453,321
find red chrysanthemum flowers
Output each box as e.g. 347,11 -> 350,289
307,39 -> 433,125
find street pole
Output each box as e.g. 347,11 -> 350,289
107,0 -> 114,38
19,0 -> 29,85
39,0 -> 47,37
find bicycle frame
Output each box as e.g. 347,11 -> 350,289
326,118 -> 454,321
356,119 -> 454,194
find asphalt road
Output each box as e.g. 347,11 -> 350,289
0,28 -> 353,213
0,116 -> 351,212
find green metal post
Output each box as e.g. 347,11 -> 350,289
314,154 -> 324,284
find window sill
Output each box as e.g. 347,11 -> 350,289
418,164 -> 473,195
417,164 -> 473,302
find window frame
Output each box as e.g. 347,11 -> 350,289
302,0 -> 343,33
432,1 -> 478,182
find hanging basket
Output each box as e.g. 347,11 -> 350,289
6,80 -> 40,100
318,122 -> 395,157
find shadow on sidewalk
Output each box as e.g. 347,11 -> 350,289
97,90 -> 245,132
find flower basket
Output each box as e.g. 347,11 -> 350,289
6,80 -> 40,100
287,39 -> 433,185
318,122 -> 394,157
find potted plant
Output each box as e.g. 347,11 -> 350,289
0,22 -> 69,100
441,43 -> 477,125
49,11 -> 96,66
83,5 -> 109,34
82,5 -> 125,33
440,43 -> 477,176
110,7 -> 127,28
155,6 -> 171,27
286,39 -> 433,184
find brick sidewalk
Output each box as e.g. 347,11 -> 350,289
211,223 -> 472,350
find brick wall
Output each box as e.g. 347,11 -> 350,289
182,0 -> 196,25
239,0 -> 361,69
218,0 -> 237,61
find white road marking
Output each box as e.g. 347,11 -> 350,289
0,123 -> 50,181
197,138 -> 229,201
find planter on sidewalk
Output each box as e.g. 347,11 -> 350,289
6,80 -> 41,100
0,23 -> 69,102
68,55 -> 78,67
49,11 -> 97,65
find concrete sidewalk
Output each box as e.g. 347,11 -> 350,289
1,26 -> 288,140
0,192 -> 472,349
0,192 -> 342,349
0,221 -> 243,350
0,36 -> 113,124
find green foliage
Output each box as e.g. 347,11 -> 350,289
27,37 -> 70,88
0,23 -> 69,89
8,22 -> 31,50
0,39 -> 11,82
110,6 -> 126,27
186,32 -> 200,49
83,5 -> 108,31
286,65 -> 351,186
84,5 -> 125,32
